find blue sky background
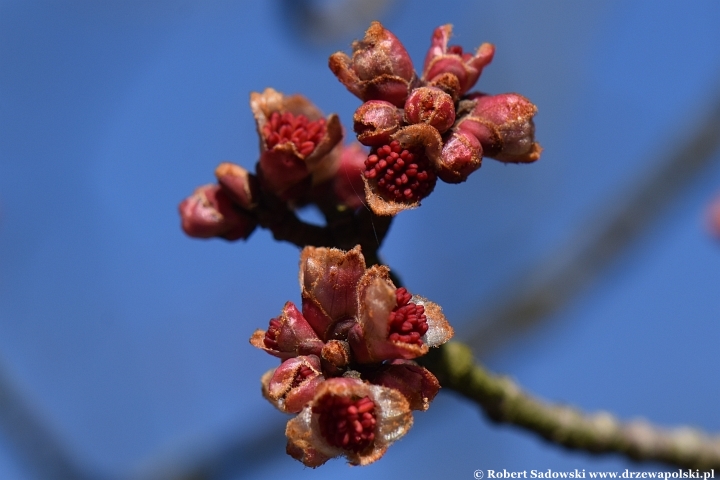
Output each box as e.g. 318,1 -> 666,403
1,1 -> 720,479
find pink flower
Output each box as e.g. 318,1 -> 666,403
457,93 -> 542,164
422,24 -> 495,98
250,301 -> 324,360
178,184 -> 256,241
261,355 -> 324,414
331,143 -> 371,211
285,377 -> 413,467
251,88 -> 343,200
348,271 -> 453,363
329,22 -> 416,107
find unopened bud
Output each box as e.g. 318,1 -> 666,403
329,22 -> 416,107
215,162 -> 257,210
403,87 -> 455,134
458,93 -> 541,163
178,184 -> 256,241
353,100 -> 403,147
435,129 -> 482,183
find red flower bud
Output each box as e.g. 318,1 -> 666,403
353,100 -> 403,147
348,267 -> 453,363
250,301 -> 324,360
262,355 -> 324,413
332,143 -> 369,210
435,129 -> 483,183
320,339 -> 351,376
458,93 -> 542,163
300,246 -> 367,340
285,377 -> 413,467
214,162 -> 257,210
423,24 -> 495,97
251,88 -> 343,198
365,360 -> 440,411
178,184 -> 256,241
403,86 -> 456,134
329,22 -> 416,107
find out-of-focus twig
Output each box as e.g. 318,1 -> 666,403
464,92 -> 720,355
0,363 -> 96,480
279,0 -> 398,44
128,421 -> 287,480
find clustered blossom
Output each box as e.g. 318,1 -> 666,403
179,87 -> 368,241
330,21 -> 542,215
178,20 -> 543,469
250,246 -> 453,466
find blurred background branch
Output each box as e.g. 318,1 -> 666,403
462,88 -> 720,357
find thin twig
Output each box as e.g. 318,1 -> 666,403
0,363 -> 97,480
422,342 -> 720,470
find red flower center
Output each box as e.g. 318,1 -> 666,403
290,364 -> 315,389
262,111 -> 327,157
314,394 -> 376,452
263,318 -> 281,350
364,141 -> 437,203
388,287 -> 428,345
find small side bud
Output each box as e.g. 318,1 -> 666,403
178,184 -> 256,241
215,162 -> 257,210
262,355 -> 324,413
403,86 -> 456,134
460,93 -> 542,163
353,100 -> 403,147
434,129 -> 483,183
332,143 -> 369,210
250,302 -> 324,360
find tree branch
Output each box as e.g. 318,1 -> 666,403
422,342 -> 720,470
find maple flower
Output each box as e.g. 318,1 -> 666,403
329,21 -> 416,107
251,88 -> 343,200
249,246 -> 450,467
261,355 -> 325,414
285,377 -> 413,467
422,24 -> 495,99
178,184 -> 256,240
333,22 -> 541,216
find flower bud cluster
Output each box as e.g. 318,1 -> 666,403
330,22 -> 542,215
179,88 -> 370,241
250,246 -> 453,467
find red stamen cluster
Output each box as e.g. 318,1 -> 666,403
388,287 -> 428,345
263,318 -> 281,349
262,111 -> 327,157
313,394 -> 376,452
290,365 -> 316,389
364,141 -> 437,202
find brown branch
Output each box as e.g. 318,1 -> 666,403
421,342 -> 720,470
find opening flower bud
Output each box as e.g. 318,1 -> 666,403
178,184 -> 256,241
403,87 -> 456,134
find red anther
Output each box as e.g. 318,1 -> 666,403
262,111 -> 327,157
263,318 -> 281,349
313,394 -> 377,452
363,141 -> 436,203
387,287 -> 428,345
